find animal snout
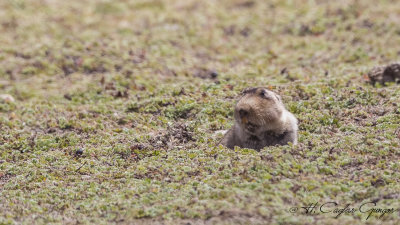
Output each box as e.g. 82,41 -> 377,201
238,108 -> 250,124
239,109 -> 248,118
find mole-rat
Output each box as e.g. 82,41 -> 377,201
220,87 -> 298,150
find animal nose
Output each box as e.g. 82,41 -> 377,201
239,109 -> 248,118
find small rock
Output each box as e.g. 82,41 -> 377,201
75,148 -> 84,156
235,1 -> 255,8
210,71 -> 218,79
193,68 -> 218,79
0,94 -> 15,103
280,67 -> 288,75
130,144 -> 145,150
371,178 -> 386,187
64,94 -> 72,100
46,128 -> 57,133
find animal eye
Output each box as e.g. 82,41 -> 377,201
260,90 -> 269,98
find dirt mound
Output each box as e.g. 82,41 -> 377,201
130,122 -> 195,158
368,62 -> 400,85
151,122 -> 195,149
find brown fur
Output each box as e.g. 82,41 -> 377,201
220,87 -> 298,150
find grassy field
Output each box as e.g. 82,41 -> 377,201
1,0 -> 400,224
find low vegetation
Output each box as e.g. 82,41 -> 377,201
1,0 -> 400,224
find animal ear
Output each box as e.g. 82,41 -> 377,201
241,87 -> 257,95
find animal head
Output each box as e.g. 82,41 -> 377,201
234,87 -> 284,135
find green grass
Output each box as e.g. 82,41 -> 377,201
1,0 -> 400,224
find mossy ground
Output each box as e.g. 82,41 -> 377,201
1,0 -> 400,224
